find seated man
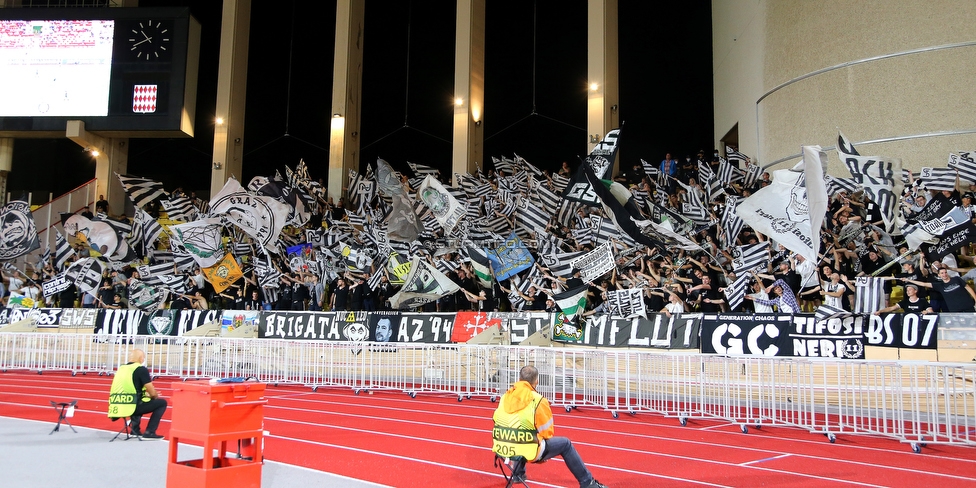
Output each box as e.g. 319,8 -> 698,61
492,365 -> 608,488
108,349 -> 167,439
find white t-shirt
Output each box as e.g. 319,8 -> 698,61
824,282 -> 846,309
796,259 -> 818,289
665,301 -> 685,315
749,289 -> 774,313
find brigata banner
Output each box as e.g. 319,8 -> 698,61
258,311 -> 456,344
557,313 -> 701,349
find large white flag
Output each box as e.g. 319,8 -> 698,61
388,256 -> 461,310
169,218 -> 226,268
417,175 -> 466,235
736,150 -> 825,264
209,177 -> 291,249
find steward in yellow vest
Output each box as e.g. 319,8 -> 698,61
108,362 -> 150,418
106,349 -> 167,439
491,366 -> 609,488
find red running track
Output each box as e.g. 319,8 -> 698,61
1,371 -> 975,487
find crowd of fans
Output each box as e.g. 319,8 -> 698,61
4,150 -> 976,317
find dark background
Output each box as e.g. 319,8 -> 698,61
7,0 -> 712,201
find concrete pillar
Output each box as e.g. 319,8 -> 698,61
210,0 -> 251,198
329,0 -> 365,204
452,0 -> 486,180
586,0 -> 619,153
66,121 -> 127,216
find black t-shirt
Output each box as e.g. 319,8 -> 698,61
898,297 -> 930,314
130,363 -> 152,405
932,277 -> 976,312
332,286 -> 349,310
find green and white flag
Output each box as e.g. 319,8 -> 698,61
169,218 -> 225,268
553,285 -> 589,323
466,247 -> 493,289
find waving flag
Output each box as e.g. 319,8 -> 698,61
388,256 -> 460,309
54,229 -> 75,271
486,231 -> 535,281
723,272 -> 751,311
838,131 -> 903,232
169,218 -> 225,268
553,284 -> 589,323
116,173 -> 167,209
948,151 -> 976,184
417,175 -> 466,235
736,146 -> 827,264
466,246 -> 494,289
202,252 -> 244,294
0,199 -> 40,261
376,158 -> 423,242
918,167 -> 956,192
209,177 -> 291,249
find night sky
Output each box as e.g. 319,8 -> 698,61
7,0 -> 712,201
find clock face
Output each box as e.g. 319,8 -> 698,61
127,20 -> 171,61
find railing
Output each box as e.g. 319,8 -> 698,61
0,332 -> 973,453
12,178 -> 96,269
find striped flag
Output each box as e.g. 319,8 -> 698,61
814,304 -> 853,323
407,161 -> 440,178
142,210 -> 164,248
553,285 -> 589,323
918,167 -> 956,191
742,162 -> 763,189
854,276 -> 885,314
549,173 -> 570,192
948,151 -> 976,184
716,157 -> 743,186
492,156 -> 515,175
697,159 -> 714,183
720,196 -> 744,247
726,146 -> 749,168
516,197 -> 550,233
723,272 -> 751,311
162,196 -> 198,221
54,230 -> 75,271
466,247 -> 493,289
38,246 -> 51,269
116,173 -> 167,209
825,175 -> 859,196
640,159 -> 659,181
732,241 -> 770,274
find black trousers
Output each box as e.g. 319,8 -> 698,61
132,398 -> 167,434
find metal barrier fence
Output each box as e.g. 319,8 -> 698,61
1,332 -> 973,453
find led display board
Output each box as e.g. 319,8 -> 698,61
0,7 -> 200,138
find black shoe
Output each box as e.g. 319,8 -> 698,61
583,480 -> 608,488
141,432 -> 163,440
129,425 -> 142,437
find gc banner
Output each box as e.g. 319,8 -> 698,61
561,313 -> 701,349
701,314 -> 793,356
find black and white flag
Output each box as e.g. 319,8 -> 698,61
722,272 -> 751,311
209,177 -> 291,249
918,167 -> 956,192
0,198 -> 40,261
854,277 -> 885,314
605,288 -> 647,319
838,131 -> 903,232
162,195 -> 198,222
732,241 -> 770,274
54,229 -> 75,271
948,151 -> 976,184
116,173 -> 167,209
